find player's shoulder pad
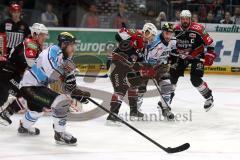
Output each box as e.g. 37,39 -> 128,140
24,38 -> 38,50
174,23 -> 181,30
24,38 -> 39,59
148,34 -> 161,50
189,22 -> 205,34
50,45 -> 62,56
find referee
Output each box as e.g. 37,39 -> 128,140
0,3 -> 31,56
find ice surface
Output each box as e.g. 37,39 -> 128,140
0,75 -> 239,160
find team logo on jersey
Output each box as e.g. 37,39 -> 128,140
192,24 -> 201,31
196,63 -> 204,70
5,23 -> 12,30
189,33 -> 196,38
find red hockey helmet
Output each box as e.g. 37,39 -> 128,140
9,3 -> 22,13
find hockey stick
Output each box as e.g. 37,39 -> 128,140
170,52 -> 205,62
86,97 -> 190,153
76,74 -> 108,78
152,79 -> 172,109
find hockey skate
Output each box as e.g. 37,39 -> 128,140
130,107 -> 144,121
204,96 -> 214,112
0,108 -> 12,126
18,121 -> 40,136
54,131 -> 77,145
106,114 -> 122,126
158,102 -> 174,120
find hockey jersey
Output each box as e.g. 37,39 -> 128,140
174,22 -> 214,58
145,32 -> 176,65
19,45 -> 66,88
8,37 -> 41,74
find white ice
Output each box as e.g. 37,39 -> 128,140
0,75 -> 240,160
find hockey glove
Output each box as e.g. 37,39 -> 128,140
71,94 -> 89,104
0,55 -> 7,61
139,65 -> 156,78
126,71 -> 142,87
204,52 -> 216,66
62,72 -> 77,93
72,88 -> 91,98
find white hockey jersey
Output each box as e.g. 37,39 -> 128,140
19,45 -> 66,88
145,33 -> 176,65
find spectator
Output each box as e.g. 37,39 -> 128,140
0,3 -> 31,55
134,4 -> 148,29
147,10 -> 156,22
155,11 -> 167,29
192,13 -> 199,23
231,7 -> 240,24
41,3 -> 58,27
112,2 -> 128,28
172,10 -> 181,22
81,4 -> 100,28
199,4 -> 207,22
204,12 -> 217,23
220,12 -> 234,24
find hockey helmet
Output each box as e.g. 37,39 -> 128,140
142,23 -> 158,36
31,23 -> 48,36
58,32 -> 76,45
180,10 -> 192,18
162,22 -> 174,32
9,3 -> 22,13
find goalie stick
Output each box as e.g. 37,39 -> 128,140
85,97 -> 190,153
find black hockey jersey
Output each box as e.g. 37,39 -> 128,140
0,18 -> 31,55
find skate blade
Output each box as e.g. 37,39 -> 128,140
129,116 -> 145,121
17,132 -> 39,136
105,120 -> 122,127
163,116 -> 175,121
0,120 -> 10,126
55,140 -> 78,146
205,103 -> 214,112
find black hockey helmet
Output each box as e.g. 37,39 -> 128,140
162,22 -> 174,32
58,32 -> 76,45
58,32 -> 76,59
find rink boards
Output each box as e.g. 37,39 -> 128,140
44,27 -> 240,75
74,64 -> 240,75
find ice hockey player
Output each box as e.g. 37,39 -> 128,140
138,22 -> 176,120
0,23 -> 48,126
170,10 -> 216,111
0,3 -> 31,55
106,28 -> 146,125
17,32 -> 91,145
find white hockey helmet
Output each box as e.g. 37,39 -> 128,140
31,23 -> 48,36
180,10 -> 192,18
142,23 -> 158,36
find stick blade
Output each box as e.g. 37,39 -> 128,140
165,143 -> 190,153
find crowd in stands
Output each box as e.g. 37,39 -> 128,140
0,0 -> 240,29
